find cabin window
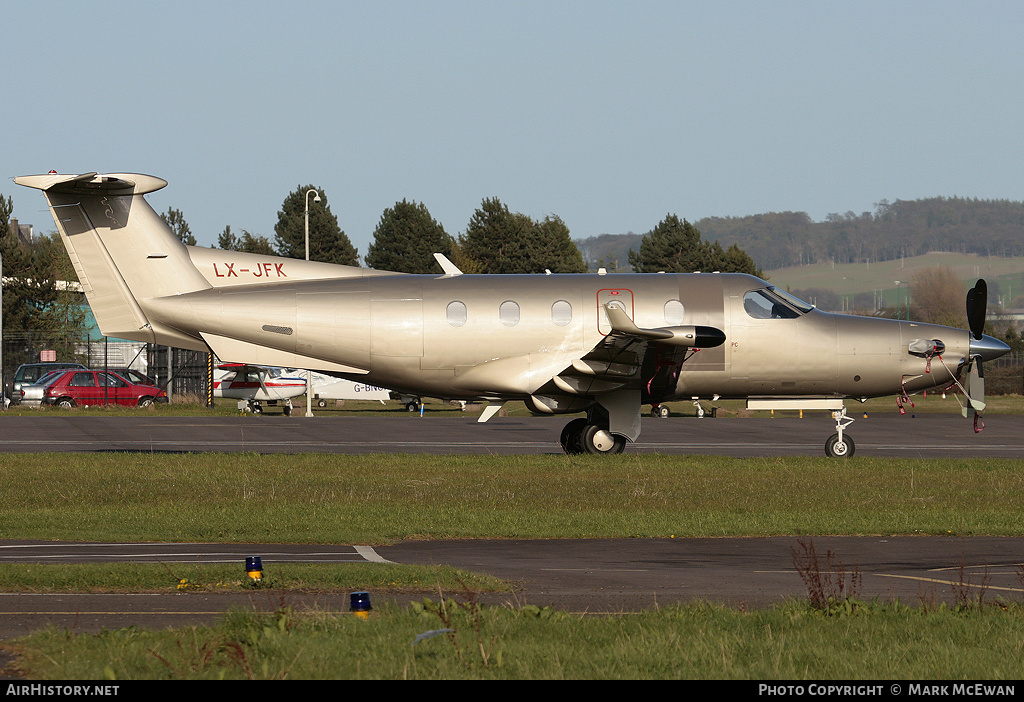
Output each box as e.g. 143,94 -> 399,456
664,299 -> 685,325
499,300 -> 520,327
551,300 -> 572,326
446,300 -> 468,327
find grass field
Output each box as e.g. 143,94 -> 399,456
12,601 -> 1024,680
2,452 -> 1024,544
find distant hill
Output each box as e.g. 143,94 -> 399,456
575,232 -> 643,271
575,197 -> 1024,273
765,252 -> 1024,313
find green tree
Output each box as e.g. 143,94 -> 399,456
529,215 -> 587,273
1,198 -> 87,365
366,200 -> 454,273
160,207 -> 196,246
628,215 -> 705,273
459,198 -> 531,274
1,196 -> 57,331
274,186 -> 358,265
217,225 -> 239,251
218,225 -> 275,255
459,198 -> 586,274
628,214 -> 763,276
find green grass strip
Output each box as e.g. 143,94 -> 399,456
1,453 -> 1023,542
0,562 -> 507,594
9,601 -> 1024,680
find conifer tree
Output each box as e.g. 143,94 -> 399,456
460,199 -> 586,274
274,185 -> 358,265
366,200 -> 453,273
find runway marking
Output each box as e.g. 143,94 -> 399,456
541,568 -> 649,573
2,611 -> 223,615
875,573 -> 1024,593
354,545 -> 392,563
928,563 -> 1024,572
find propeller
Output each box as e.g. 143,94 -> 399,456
962,279 -> 989,429
966,279 -> 987,341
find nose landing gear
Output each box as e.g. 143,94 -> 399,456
824,406 -> 855,458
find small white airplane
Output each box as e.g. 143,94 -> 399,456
306,375 -> 393,406
214,363 -> 307,415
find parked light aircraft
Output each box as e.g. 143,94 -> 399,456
214,363 -> 307,414
296,371 -> 393,407
16,172 -> 1011,455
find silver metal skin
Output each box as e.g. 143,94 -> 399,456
15,172 -> 1011,456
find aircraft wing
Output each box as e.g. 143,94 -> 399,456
523,304 -> 726,440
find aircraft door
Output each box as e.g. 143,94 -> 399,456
597,288 -> 634,335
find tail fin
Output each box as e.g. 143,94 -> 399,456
15,172 -> 211,349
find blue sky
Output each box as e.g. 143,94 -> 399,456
5,1 -> 1023,257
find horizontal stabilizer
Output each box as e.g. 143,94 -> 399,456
15,172 -> 168,195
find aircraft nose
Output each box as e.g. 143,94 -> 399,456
970,334 -> 1011,362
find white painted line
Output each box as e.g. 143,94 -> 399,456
354,545 -> 393,563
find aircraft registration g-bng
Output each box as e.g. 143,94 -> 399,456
16,172 -> 1011,456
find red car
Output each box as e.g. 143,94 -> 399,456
34,370 -> 168,408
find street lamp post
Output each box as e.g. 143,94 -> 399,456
304,189 -> 321,418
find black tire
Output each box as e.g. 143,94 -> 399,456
825,433 -> 855,458
652,405 -> 670,418
56,397 -> 76,409
581,423 -> 627,455
137,396 -> 154,408
559,418 -> 589,455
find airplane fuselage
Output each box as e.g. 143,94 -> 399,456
146,270 -> 969,407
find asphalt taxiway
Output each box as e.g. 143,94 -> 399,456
0,412 -> 1021,457
0,536 -> 1022,640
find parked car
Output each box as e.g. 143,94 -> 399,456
17,370 -> 71,406
6,362 -> 88,405
27,369 -> 168,408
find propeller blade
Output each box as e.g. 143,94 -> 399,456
966,279 -> 987,341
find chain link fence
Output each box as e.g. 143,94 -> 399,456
2,332 -> 214,404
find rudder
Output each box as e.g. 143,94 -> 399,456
15,172 -> 211,350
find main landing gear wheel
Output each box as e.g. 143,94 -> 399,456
559,418 -> 588,455
825,433 -> 855,458
581,424 -> 626,455
559,418 -> 627,455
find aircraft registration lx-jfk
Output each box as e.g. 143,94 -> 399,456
16,172 -> 1011,456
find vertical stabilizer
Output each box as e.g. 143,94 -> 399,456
15,172 -> 212,349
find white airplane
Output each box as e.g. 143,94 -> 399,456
214,363 -> 306,415
295,372 -> 393,407
15,172 -> 1011,456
